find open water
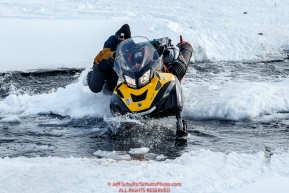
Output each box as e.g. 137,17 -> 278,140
1,61 -> 289,160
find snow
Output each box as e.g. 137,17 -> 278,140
129,147 -> 150,155
1,0 -> 289,72
1,150 -> 289,193
1,0 -> 289,192
0,115 -> 21,123
183,79 -> 289,120
230,177 -> 289,193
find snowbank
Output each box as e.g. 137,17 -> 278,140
1,0 -> 289,72
1,150 -> 289,193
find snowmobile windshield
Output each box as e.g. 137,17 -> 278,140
114,37 -> 159,74
113,37 -> 161,88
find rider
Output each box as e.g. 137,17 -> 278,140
85,24 -> 131,94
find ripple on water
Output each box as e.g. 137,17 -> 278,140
1,63 -> 289,159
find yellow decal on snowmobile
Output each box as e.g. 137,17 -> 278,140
114,73 -> 175,112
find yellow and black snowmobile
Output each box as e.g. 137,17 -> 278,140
110,37 -> 192,141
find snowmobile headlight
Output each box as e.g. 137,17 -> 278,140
124,75 -> 136,88
139,70 -> 150,86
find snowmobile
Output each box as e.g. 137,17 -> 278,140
109,36 -> 193,141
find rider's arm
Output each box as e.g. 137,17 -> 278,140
94,48 -> 115,64
93,36 -> 117,64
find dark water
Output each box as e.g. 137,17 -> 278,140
1,62 -> 289,160
0,69 -> 81,98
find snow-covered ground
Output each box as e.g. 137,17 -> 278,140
1,0 -> 289,72
1,151 -> 289,193
1,1 -> 289,192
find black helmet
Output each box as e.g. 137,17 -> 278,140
117,24 -> 131,39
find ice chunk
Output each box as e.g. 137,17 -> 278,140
128,147 -> 150,155
0,115 -> 21,123
93,150 -> 130,160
